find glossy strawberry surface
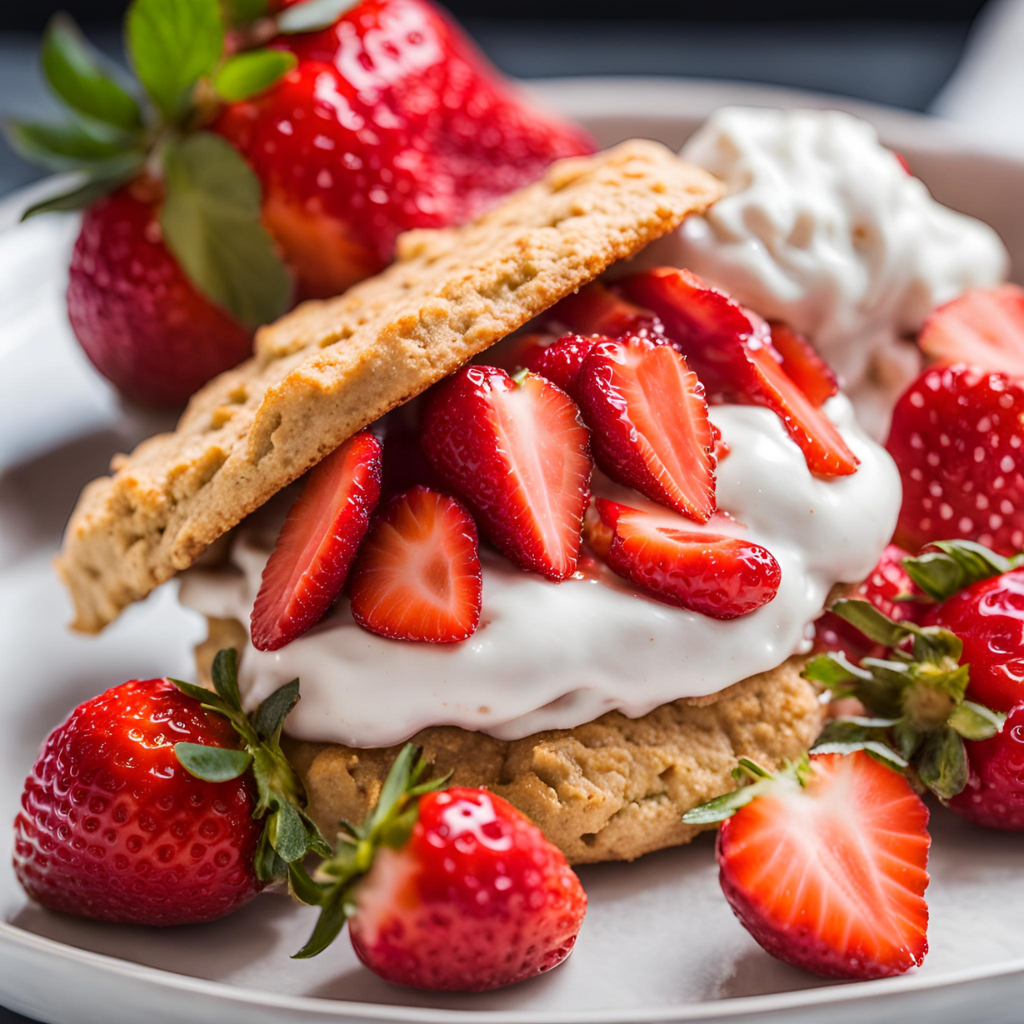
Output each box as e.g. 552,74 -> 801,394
947,703 -> 1024,830
717,752 -> 930,980
576,336 -> 717,521
591,499 -> 781,619
13,678 -> 262,926
349,787 -> 587,991
67,186 -> 253,405
217,0 -> 593,298
923,567 -> 1024,713
421,366 -> 593,581
251,430 -> 383,650
887,365 -> 1024,555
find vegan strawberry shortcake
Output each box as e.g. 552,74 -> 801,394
51,137 -> 894,864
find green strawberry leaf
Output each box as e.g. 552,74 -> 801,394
829,599 -> 913,648
175,741 -> 253,781
210,647 -> 243,709
276,0 -> 357,34
127,0 -> 225,121
253,678 -> 301,743
161,131 -> 291,329
214,49 -> 297,102
222,0 -> 271,26
6,120 -> 143,173
902,540 -> 1023,603
293,885 -> 348,959
917,726 -> 969,801
949,700 -> 1006,742
41,15 -> 143,134
20,176 -> 131,220
288,860 -> 328,906
812,739 -> 909,772
269,801 -> 309,864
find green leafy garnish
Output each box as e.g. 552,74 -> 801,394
214,49 -> 298,101
171,648 -> 330,885
276,0 -> 358,34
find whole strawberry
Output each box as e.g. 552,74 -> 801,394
13,650 -> 327,926
887,364 -> 1024,555
294,746 -> 587,991
68,185 -> 254,405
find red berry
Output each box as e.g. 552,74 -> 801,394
923,567 -> 1024,713
590,499 -> 781,619
349,486 -> 482,643
251,431 -> 383,651
216,0 -> 593,300
576,336 -> 717,521
947,703 -> 1024,830
421,366 -> 593,580
348,787 -> 586,991
816,544 -> 921,659
715,752 -> 930,980
887,364 -> 1024,555
526,333 -> 601,396
67,185 -> 253,406
769,322 -> 839,408
620,268 -> 859,478
917,284 -> 1024,378
12,679 -> 262,926
548,280 -> 664,341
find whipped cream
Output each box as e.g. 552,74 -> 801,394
179,394 -> 900,748
634,107 -> 1009,435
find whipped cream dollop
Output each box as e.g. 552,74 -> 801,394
635,107 -> 1009,435
179,395 -> 900,748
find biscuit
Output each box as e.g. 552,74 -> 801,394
196,618 -> 821,865
56,141 -> 723,633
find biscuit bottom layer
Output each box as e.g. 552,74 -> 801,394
198,619 -> 822,864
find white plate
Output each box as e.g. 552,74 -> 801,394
2,78 -> 1024,1024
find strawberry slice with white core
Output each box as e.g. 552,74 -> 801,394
620,268 -> 859,478
251,431 -> 383,651
917,284 -> 1024,377
590,499 -> 781,618
697,751 -> 930,980
349,487 -> 482,643
769,322 -> 839,407
577,336 -> 717,521
421,366 -> 593,581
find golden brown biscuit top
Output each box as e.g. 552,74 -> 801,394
56,140 -> 723,633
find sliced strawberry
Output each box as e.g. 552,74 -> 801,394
251,431 -> 383,651
917,284 -> 1024,377
769,322 -> 839,407
349,487 -> 481,643
620,268 -> 859,478
547,281 -> 664,340
705,751 -> 930,980
576,337 -> 716,521
590,499 -> 781,618
525,334 -> 601,396
421,366 -> 592,580
486,331 -> 559,375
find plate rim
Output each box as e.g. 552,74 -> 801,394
3,73 -> 1024,1024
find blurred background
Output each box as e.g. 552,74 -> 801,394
0,0 -> 1004,195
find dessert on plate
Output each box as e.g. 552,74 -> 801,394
57,137 -> 899,864
12,0 -> 1024,994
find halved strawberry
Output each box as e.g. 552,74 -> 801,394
620,268 -> 859,477
589,499 -> 781,618
251,431 -> 383,651
917,284 -> 1024,377
421,366 -> 592,581
349,487 -> 481,643
547,281 -> 664,340
525,334 -> 601,397
769,322 -> 839,407
687,751 -> 930,981
577,336 -> 716,521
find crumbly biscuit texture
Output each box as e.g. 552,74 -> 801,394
282,659 -> 822,865
57,141 -> 722,632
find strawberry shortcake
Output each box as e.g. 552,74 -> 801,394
55,130 -> 989,863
